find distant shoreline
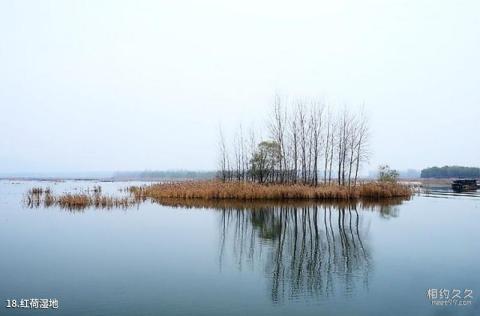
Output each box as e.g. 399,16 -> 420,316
0,170 -> 217,182
0,177 -> 209,182
1,177 -> 459,186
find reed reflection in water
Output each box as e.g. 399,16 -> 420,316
22,185 -> 403,302
214,201 -> 402,303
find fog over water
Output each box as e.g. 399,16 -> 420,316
1,0 -> 479,174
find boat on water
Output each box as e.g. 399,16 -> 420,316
451,179 -> 478,192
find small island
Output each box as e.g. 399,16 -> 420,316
25,99 -> 412,210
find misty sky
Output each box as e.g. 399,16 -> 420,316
1,0 -> 479,174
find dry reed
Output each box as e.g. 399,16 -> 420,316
24,186 -> 135,210
129,180 -> 412,202
24,180 -> 411,211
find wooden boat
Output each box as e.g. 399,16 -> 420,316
451,179 -> 478,192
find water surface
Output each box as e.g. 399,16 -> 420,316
0,180 -> 479,315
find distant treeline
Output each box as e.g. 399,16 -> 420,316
420,166 -> 480,178
113,170 -> 216,180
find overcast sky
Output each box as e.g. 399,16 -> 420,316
1,0 -> 479,174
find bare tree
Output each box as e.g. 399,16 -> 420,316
347,113 -> 358,187
217,96 -> 370,187
297,101 -> 308,184
218,125 -> 228,182
270,95 -> 288,183
309,101 -> 323,186
353,109 -> 369,185
336,111 -> 344,185
323,108 -> 333,184
289,107 -> 299,183
247,125 -> 258,182
328,115 -> 336,185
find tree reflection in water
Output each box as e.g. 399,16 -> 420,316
214,200 -> 403,302
26,191 -> 403,302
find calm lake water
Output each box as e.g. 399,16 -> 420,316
0,180 -> 479,316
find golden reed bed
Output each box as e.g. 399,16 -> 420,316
25,188 -> 134,210
129,180 -> 412,201
25,181 -> 411,211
